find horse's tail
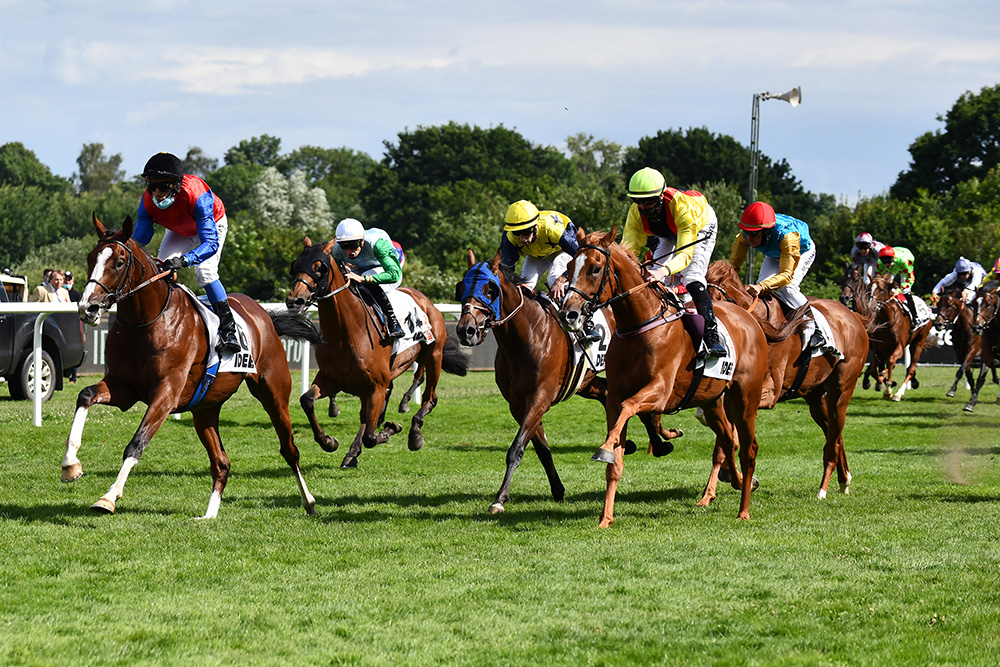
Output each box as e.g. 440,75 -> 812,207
270,312 -> 324,346
441,336 -> 470,376
756,304 -> 812,343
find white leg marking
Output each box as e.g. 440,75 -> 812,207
197,490 -> 223,520
101,456 -> 139,504
295,471 -> 317,515
817,488 -> 827,500
62,406 -> 91,467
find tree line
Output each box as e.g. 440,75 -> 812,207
3,84 -> 1000,302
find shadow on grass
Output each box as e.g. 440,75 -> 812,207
857,445 -> 1000,456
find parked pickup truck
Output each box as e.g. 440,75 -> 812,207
1,271 -> 87,401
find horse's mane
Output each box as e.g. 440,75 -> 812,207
979,279 -> 1000,295
706,261 -> 745,297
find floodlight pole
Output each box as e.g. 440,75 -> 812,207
746,87 -> 801,284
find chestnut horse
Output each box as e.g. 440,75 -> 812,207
558,229 -> 769,527
707,261 -> 873,498
455,250 -> 682,515
864,275 -> 933,401
62,215 -> 316,518
933,286 -> 996,403
965,281 -> 1000,411
286,238 -> 468,469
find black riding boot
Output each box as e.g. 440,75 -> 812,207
212,300 -> 241,354
688,281 -> 727,358
904,293 -> 919,321
365,284 -> 405,339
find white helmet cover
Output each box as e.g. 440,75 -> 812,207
335,218 -> 365,242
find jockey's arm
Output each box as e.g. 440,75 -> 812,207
756,234 -> 801,292
557,220 -> 580,255
620,205 -> 648,260
134,201 -> 156,247
365,237 -> 403,285
728,232 -> 750,272
498,234 -> 520,271
185,193 -> 222,265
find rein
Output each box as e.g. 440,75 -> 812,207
87,240 -> 175,328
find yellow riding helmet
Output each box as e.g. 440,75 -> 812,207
627,167 -> 666,200
503,200 -> 540,232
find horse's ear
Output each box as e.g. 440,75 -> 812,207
121,215 -> 134,240
321,239 -> 337,254
576,227 -> 585,244
488,250 -> 502,273
93,212 -> 106,237
466,248 -> 476,268
304,236 -> 312,248
599,225 -> 617,247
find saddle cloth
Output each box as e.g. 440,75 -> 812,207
385,290 -> 434,356
703,316 -> 736,381
805,307 -> 841,359
182,288 -> 257,373
896,293 -> 933,330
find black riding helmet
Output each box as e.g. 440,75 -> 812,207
142,152 -> 184,191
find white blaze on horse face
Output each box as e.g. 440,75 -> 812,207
82,247 -> 114,303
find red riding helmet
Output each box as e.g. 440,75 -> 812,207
739,201 -> 777,231
878,246 -> 895,264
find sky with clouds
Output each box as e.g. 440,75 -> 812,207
4,0 -> 1000,206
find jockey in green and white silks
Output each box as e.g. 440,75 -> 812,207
729,202 -> 839,356
332,218 -> 404,339
878,245 -> 919,321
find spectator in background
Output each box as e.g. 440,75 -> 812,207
64,271 -> 82,302
30,269 -> 71,303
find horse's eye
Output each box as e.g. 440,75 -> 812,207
589,265 -> 601,276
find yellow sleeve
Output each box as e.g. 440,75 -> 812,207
620,204 -> 648,259
758,233 -> 801,291
729,232 -> 750,272
662,193 -> 708,275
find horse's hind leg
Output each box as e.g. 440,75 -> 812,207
245,375 -> 316,516
407,348 -> 443,452
490,397 -> 553,514
399,363 -> 425,414
965,363 -> 989,412
300,371 -> 341,453
189,405 -> 231,520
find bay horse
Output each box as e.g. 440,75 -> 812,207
864,275 -> 933,401
707,261 -> 873,499
965,281 -> 1000,411
455,250 -> 682,515
839,261 -> 870,309
62,214 -> 316,518
558,229 -> 769,527
285,238 -> 468,469
933,286 -> 996,402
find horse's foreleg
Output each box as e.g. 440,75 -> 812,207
300,372 -> 340,453
696,442 -> 728,507
191,405 -> 230,520
91,399 -> 173,514
807,393 -> 839,499
718,392 -> 759,521
964,363 -> 989,412
62,381 -> 110,482
638,413 -> 680,457
490,398 -> 551,514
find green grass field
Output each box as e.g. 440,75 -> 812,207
1,366 -> 998,666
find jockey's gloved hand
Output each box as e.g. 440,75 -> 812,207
160,256 -> 188,271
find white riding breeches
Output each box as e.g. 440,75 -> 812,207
158,215 -> 228,288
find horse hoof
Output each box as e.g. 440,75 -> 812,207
591,448 -> 616,464
737,511 -> 750,521
751,475 -> 760,492
328,402 -> 340,419
340,457 -> 358,469
398,400 -> 410,414
319,436 -> 339,453
488,503 -> 504,514
407,431 -> 424,452
891,395 -> 902,402
718,468 -> 731,483
817,488 -> 827,500
963,404 -> 975,413
651,440 -> 674,458
624,440 -> 637,455
911,378 -> 919,389
946,391 -> 955,398
695,496 -> 714,507
90,498 -> 116,514
61,462 -> 83,483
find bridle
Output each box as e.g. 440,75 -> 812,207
290,251 -> 352,308
459,265 -> 526,343
87,239 -> 173,328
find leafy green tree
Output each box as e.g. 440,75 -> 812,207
0,142 -> 71,193
0,185 -> 61,268
892,84 -> 1000,200
206,163 -> 264,215
248,167 -> 334,234
181,147 -> 219,179
73,143 -> 125,193
224,135 -> 282,168
279,145 -> 376,222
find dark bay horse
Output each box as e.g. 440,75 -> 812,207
455,250 -> 682,515
966,281 -> 1000,411
62,215 -> 316,518
864,275 -> 933,401
707,261 -> 873,498
558,229 -> 769,527
286,238 -> 468,469
933,286 -> 996,402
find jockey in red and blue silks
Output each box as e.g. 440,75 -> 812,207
134,151 -> 240,354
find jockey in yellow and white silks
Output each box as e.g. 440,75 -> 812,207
620,167 -> 725,357
498,200 -> 579,302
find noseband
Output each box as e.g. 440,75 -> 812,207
87,239 -> 173,327
290,251 -> 352,308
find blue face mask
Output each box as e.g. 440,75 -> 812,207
153,195 -> 175,209
458,262 -> 502,320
